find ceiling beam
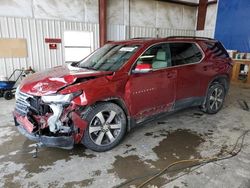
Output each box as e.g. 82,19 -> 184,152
99,0 -> 107,47
196,0 -> 208,30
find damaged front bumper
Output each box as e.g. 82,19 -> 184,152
14,114 -> 75,149
14,90 -> 88,149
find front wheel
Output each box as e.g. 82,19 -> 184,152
203,83 -> 225,114
82,102 -> 127,152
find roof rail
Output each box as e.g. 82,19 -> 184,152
131,37 -> 154,40
166,36 -> 216,41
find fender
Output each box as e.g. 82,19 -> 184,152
208,74 -> 230,92
100,97 -> 135,132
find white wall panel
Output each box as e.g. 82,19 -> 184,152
0,0 -> 99,23
0,0 -> 33,18
0,16 -> 99,78
195,30 -> 214,38
107,24 -> 126,41
205,4 -> 218,30
130,27 -> 196,38
130,26 -> 157,38
158,28 -> 195,37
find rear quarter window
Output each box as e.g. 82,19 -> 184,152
205,42 -> 229,58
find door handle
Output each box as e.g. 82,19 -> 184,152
203,66 -> 208,71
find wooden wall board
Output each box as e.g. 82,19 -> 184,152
0,38 -> 27,58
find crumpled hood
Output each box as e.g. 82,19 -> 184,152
20,65 -> 112,96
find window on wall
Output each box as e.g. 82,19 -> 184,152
64,31 -> 93,62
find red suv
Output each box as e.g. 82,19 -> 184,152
14,36 -> 233,151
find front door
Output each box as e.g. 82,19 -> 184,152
125,43 -> 177,120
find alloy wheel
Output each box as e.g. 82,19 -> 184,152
89,110 -> 122,146
209,87 -> 224,111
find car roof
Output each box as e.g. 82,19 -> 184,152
108,36 -> 218,46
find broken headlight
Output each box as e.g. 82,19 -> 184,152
15,85 -> 20,99
41,91 -> 82,104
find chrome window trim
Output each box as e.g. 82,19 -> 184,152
129,41 -> 205,75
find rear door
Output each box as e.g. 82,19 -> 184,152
169,42 -> 204,107
126,43 -> 177,120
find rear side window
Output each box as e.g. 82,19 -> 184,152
206,42 -> 229,58
170,43 -> 203,66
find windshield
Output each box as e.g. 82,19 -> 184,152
77,44 -> 139,71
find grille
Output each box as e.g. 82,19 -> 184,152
15,92 -> 32,115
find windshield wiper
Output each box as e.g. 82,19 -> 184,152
80,66 -> 99,71
70,61 -> 80,67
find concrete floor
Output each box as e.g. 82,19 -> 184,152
0,85 -> 250,188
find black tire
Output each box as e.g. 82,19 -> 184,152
0,90 -> 3,98
203,83 -> 225,114
82,102 -> 127,152
4,90 -> 13,100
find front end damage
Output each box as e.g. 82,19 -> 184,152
14,88 -> 88,149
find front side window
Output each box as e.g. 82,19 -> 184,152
134,43 -> 172,70
170,43 -> 203,66
77,44 -> 139,71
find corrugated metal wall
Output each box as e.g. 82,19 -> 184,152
108,25 -> 196,40
196,29 -> 214,38
107,26 -> 196,40
158,28 -> 195,37
0,16 -> 99,78
130,26 -> 157,38
107,24 -> 126,41
0,16 -> 214,78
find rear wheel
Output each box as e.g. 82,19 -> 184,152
82,102 -> 127,152
203,83 -> 225,114
4,90 -> 13,100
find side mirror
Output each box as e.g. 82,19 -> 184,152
132,63 -> 152,74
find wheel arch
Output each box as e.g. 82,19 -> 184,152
96,97 -> 134,132
208,74 -> 230,93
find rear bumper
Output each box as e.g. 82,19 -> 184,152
14,115 -> 74,150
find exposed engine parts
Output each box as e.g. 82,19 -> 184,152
47,104 -> 71,133
15,90 -> 75,135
